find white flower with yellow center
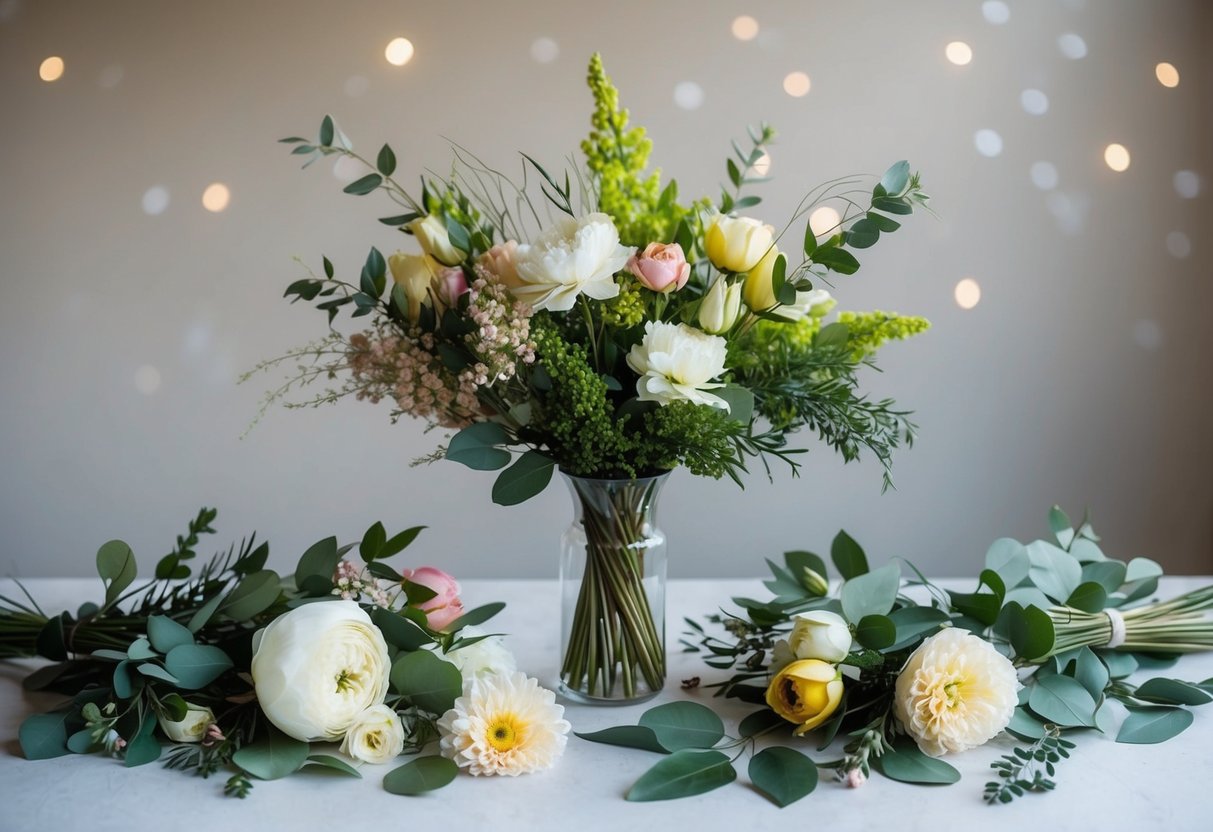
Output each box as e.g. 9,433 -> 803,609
511,213 -> 631,312
250,601 -> 391,742
437,671 -> 570,776
893,627 -> 1020,757
627,321 -> 730,411
340,704 -> 406,765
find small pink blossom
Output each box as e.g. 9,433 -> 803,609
626,242 -> 691,293
844,768 -> 866,788
402,566 -> 465,630
436,267 -> 470,308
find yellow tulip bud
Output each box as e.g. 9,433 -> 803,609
704,214 -> 774,273
407,215 -> 464,266
742,245 -> 782,312
388,252 -> 439,322
766,659 -> 844,735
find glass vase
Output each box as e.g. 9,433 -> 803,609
558,471 -> 669,704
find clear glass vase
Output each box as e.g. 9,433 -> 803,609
558,471 -> 669,704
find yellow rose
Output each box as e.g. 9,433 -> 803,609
704,214 -> 774,273
388,252 -> 439,322
766,659 -> 844,735
407,214 -> 464,266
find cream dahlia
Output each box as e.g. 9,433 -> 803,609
893,627 -> 1020,757
437,671 -> 570,776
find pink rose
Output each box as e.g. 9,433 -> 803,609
478,241 -> 522,288
402,567 -> 465,630
435,267 -> 470,308
626,242 -> 691,293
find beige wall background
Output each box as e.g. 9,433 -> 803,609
1,0 -> 1210,579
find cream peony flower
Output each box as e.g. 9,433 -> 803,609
250,601 -> 391,742
434,626 -> 517,680
511,213 -> 631,312
626,321 -> 730,411
340,704 -> 406,765
437,671 -> 570,776
893,627 -> 1020,757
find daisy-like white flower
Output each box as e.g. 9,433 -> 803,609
437,671 -> 570,776
511,213 -> 631,312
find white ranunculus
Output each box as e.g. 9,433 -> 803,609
434,626 -> 517,680
340,704 -> 406,765
787,610 -> 852,663
627,321 -> 730,410
893,627 -> 1020,757
158,704 -> 215,744
250,601 -> 391,742
511,213 -> 631,312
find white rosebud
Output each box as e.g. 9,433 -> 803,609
250,601 -> 391,742
787,610 -> 852,663
158,704 -> 215,744
340,704 -> 406,765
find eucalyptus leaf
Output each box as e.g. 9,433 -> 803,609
447,602 -> 506,631
305,754 -> 363,778
840,562 -> 900,623
147,615 -> 194,653
1082,560 -> 1128,594
127,637 -> 158,661
123,716 -> 161,768
830,530 -> 868,579
626,750 -> 737,802
383,755 -> 458,795
637,702 -> 725,752
295,536 -> 340,593
163,644 -> 233,689
136,663 -> 181,685
575,725 -> 667,754
19,712 -> 72,760
371,607 -> 435,649
221,570 -> 282,621
738,708 -> 788,738
854,614 -> 896,650
749,746 -> 818,807
491,451 -> 556,506
232,727 -> 310,780
1116,706 -> 1194,744
875,742 -> 960,784
1133,678 -> 1213,707
1028,673 -> 1097,727
1026,540 -> 1082,603
97,540 -> 137,607
1066,582 -> 1108,613
447,422 -> 512,471
390,650 -> 463,714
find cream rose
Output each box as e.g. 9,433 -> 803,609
389,252 -> 440,323
511,213 -> 631,312
705,214 -> 775,273
787,610 -> 852,663
626,321 -> 730,410
408,214 -> 465,266
340,704 -> 406,764
158,704 -> 215,744
250,601 -> 391,742
893,627 -> 1020,757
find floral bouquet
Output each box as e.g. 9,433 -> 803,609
3,510 -> 568,796
256,54 -> 930,703
583,507 -> 1213,806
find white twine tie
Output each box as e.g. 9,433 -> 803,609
1104,608 -> 1127,649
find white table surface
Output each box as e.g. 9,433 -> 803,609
3,577 -> 1212,832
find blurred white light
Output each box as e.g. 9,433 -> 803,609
98,64 -> 124,89
1030,162 -> 1059,190
1173,170 -> 1200,199
954,278 -> 981,310
974,129 -> 1003,158
332,155 -> 362,182
1020,89 -> 1049,115
39,56 -> 64,82
134,365 -> 162,395
141,186 -> 170,215
1047,191 -> 1089,235
1103,143 -> 1130,172
783,71 -> 811,97
1165,231 -> 1191,259
344,75 -> 369,97
202,183 -> 231,212
673,81 -> 704,110
731,15 -> 759,41
752,151 -> 772,177
530,37 -> 559,64
945,41 -> 973,66
1058,34 -> 1087,60
1132,320 -> 1162,351
982,1 -> 1011,24
809,206 -> 841,237
1155,62 -> 1179,88
385,37 -> 414,66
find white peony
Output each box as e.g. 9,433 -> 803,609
437,671 -> 570,776
250,601 -> 391,742
340,704 -> 406,765
511,213 -> 631,312
893,627 -> 1020,757
434,626 -> 517,680
627,321 -> 730,410
157,704 -> 215,744
787,610 -> 852,663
